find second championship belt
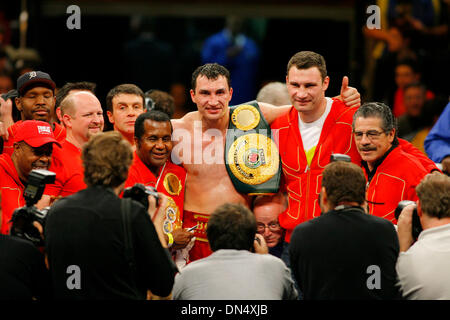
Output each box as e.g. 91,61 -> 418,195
225,101 -> 281,195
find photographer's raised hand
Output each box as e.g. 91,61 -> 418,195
0,95 -> 14,141
397,203 -> 416,252
253,233 -> 269,254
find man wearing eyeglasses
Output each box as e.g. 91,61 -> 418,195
253,194 -> 286,258
352,102 -> 429,222
0,120 -> 60,234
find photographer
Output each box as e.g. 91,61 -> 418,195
172,203 -> 297,300
0,120 -> 60,235
44,131 -> 176,299
396,172 -> 450,299
289,161 -> 401,300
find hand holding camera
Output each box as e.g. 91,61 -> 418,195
395,200 -> 422,252
253,233 -> 269,254
10,169 -> 56,247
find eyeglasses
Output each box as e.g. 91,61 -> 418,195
256,222 -> 281,233
353,130 -> 386,141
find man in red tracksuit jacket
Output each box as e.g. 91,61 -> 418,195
271,52 -> 362,250
272,99 -> 361,243
352,102 -> 433,222
0,120 -> 60,234
123,110 -> 193,266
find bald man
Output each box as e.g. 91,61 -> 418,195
38,91 -> 104,207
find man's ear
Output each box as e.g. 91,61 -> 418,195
319,186 -> 328,212
387,128 -> 396,144
13,142 -> 21,151
321,187 -> 328,202
189,89 -> 196,103
106,110 -> 115,124
62,114 -> 72,128
322,75 -> 330,91
15,97 -> 22,112
55,106 -> 62,122
417,200 -> 423,217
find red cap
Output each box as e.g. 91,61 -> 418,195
14,120 -> 61,148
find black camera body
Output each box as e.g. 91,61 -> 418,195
1,89 -> 18,102
122,183 -> 159,210
1,89 -> 19,122
395,200 -> 423,240
10,169 -> 56,246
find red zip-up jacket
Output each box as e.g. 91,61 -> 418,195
0,153 -> 25,234
363,145 -> 429,222
271,99 -> 361,242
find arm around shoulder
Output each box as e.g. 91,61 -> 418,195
258,102 -> 291,124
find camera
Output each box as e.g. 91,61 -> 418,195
10,169 -> 56,246
330,153 -> 351,163
395,200 -> 423,240
1,89 -> 18,103
1,89 -> 19,121
122,183 -> 159,210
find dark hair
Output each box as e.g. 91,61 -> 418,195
82,131 -> 133,188
134,110 -> 172,140
322,161 -> 367,207
416,172 -> 450,219
207,203 -> 256,252
353,102 -> 397,136
396,59 -> 420,74
106,84 -> 145,112
145,89 -> 175,118
403,82 -> 426,93
191,63 -> 231,92
56,82 -> 97,108
287,51 -> 327,81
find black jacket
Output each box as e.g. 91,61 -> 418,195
45,186 -> 176,299
289,206 -> 401,300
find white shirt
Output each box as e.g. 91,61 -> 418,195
298,97 -> 332,164
396,223 -> 450,300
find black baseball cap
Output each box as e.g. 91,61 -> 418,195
17,71 -> 56,96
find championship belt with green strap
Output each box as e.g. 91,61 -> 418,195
225,101 -> 281,195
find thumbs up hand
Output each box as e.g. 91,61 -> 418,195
339,76 -> 361,108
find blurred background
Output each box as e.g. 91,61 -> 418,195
0,0 -> 448,119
